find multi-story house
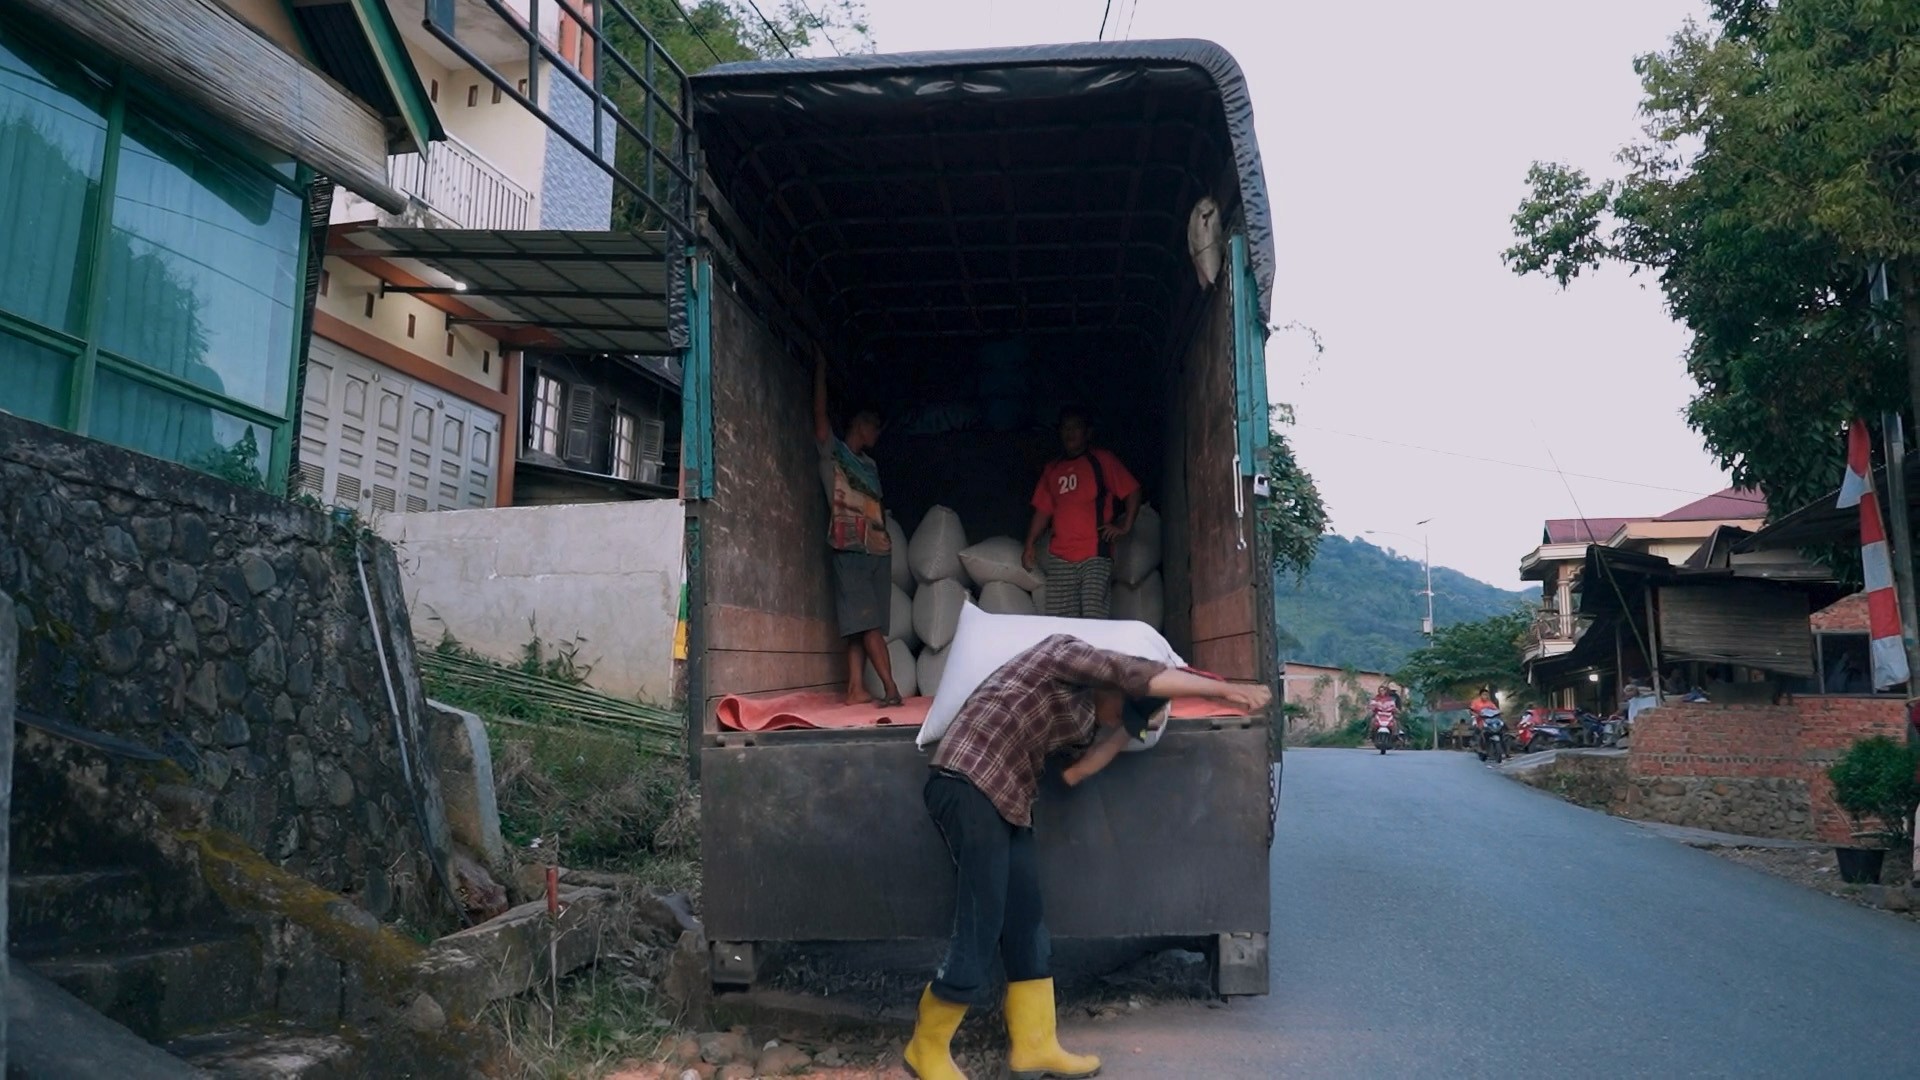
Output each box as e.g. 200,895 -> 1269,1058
299,0 -> 680,515
1519,489 -> 1769,703
0,0 -> 437,491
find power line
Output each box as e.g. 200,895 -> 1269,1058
743,0 -> 797,58
667,0 -> 726,64
669,0 -> 726,64
1098,0 -> 1114,40
1296,424 -> 1731,499
794,0 -> 843,55
1123,0 -> 1142,39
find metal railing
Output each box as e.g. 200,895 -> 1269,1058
388,135 -> 533,230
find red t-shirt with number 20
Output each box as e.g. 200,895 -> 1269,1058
1032,449 -> 1140,563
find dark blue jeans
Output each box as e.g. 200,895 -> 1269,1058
924,771 -> 1050,1006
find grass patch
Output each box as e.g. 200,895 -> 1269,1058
491,962 -> 678,1079
489,721 -> 701,899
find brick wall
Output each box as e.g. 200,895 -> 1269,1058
1625,695 -> 1907,843
1810,593 -> 1869,632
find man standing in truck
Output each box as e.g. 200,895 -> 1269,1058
1022,406 -> 1142,619
905,635 -> 1270,1080
814,351 -> 901,706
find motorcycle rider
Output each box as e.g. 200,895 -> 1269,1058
1469,686 -> 1501,757
1367,685 -> 1402,742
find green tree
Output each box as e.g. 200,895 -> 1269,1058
605,1 -> 872,232
1395,609 -> 1531,704
1503,1 -> 1917,515
1263,404 -> 1328,579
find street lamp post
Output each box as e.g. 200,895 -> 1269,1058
1368,520 -> 1437,749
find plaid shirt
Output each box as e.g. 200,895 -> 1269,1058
931,635 -> 1164,826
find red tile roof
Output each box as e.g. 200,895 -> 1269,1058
1543,517 -> 1641,544
1656,487 -> 1767,522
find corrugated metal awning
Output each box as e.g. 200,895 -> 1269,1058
336,228 -> 682,354
1658,582 -> 1815,677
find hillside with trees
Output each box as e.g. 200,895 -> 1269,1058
1274,535 -> 1531,673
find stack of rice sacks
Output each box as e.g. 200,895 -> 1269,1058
1110,505 -> 1164,629
904,506 -> 972,699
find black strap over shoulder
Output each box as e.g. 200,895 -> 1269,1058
1084,450 -> 1113,559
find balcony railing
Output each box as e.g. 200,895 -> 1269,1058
388,136 -> 532,230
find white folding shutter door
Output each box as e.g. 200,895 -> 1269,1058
303,337 -> 501,513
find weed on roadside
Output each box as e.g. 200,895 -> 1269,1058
489,722 -> 700,896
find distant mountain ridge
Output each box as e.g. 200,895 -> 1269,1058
1275,534 -> 1532,674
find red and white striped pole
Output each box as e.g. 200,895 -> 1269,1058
1839,420 -> 1910,690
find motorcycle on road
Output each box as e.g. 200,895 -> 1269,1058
1372,723 -> 1395,754
1476,708 -> 1507,765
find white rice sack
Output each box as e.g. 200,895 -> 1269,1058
886,513 -> 913,593
1112,570 -> 1164,630
917,644 -> 950,699
918,603 -> 1183,750
863,637 -> 918,700
1112,505 -> 1163,585
889,585 -> 919,648
978,580 -> 1037,616
959,536 -> 1042,591
912,578 -> 970,651
908,505 -> 968,585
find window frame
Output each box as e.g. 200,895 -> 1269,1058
529,372 -> 563,455
0,14 -> 311,490
611,408 -> 637,479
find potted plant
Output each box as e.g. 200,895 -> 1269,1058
1825,736 -> 1920,885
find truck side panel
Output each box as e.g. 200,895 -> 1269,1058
701,724 -> 1271,942
1181,268 -> 1262,680
697,283 -> 841,727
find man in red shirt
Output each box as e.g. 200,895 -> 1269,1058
903,635 -> 1271,1080
1021,407 -> 1142,619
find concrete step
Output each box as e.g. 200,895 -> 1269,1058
7,959 -> 206,1080
168,1023 -> 365,1079
28,930 -> 263,1042
9,868 -> 157,955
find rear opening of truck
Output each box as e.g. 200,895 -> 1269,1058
679,41 -> 1282,995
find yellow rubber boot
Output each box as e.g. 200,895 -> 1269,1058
904,984 -> 969,1080
1005,978 -> 1101,1079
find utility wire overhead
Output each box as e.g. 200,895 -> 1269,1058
743,0 -> 797,58
1098,0 -> 1114,40
794,0 -> 844,55
667,0 -> 726,64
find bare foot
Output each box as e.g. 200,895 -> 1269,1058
846,688 -> 874,706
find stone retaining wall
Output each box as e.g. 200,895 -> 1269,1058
1625,697 -> 1907,843
0,412 -> 451,925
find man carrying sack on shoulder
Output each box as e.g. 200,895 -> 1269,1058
904,634 -> 1270,1080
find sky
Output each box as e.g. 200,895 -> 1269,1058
845,0 -> 1725,590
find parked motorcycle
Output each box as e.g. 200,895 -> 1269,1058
1576,710 -> 1627,748
1517,709 -> 1578,753
1477,709 -> 1507,764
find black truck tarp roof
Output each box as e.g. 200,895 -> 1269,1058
689,39 -> 1275,357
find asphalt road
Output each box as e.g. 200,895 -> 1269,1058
1057,748 -> 1920,1079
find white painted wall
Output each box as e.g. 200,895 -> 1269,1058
378,501 -> 686,703
316,258 -> 506,392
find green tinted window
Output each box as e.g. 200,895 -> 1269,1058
0,17 -> 304,490
0,328 -> 70,425
0,30 -> 106,335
